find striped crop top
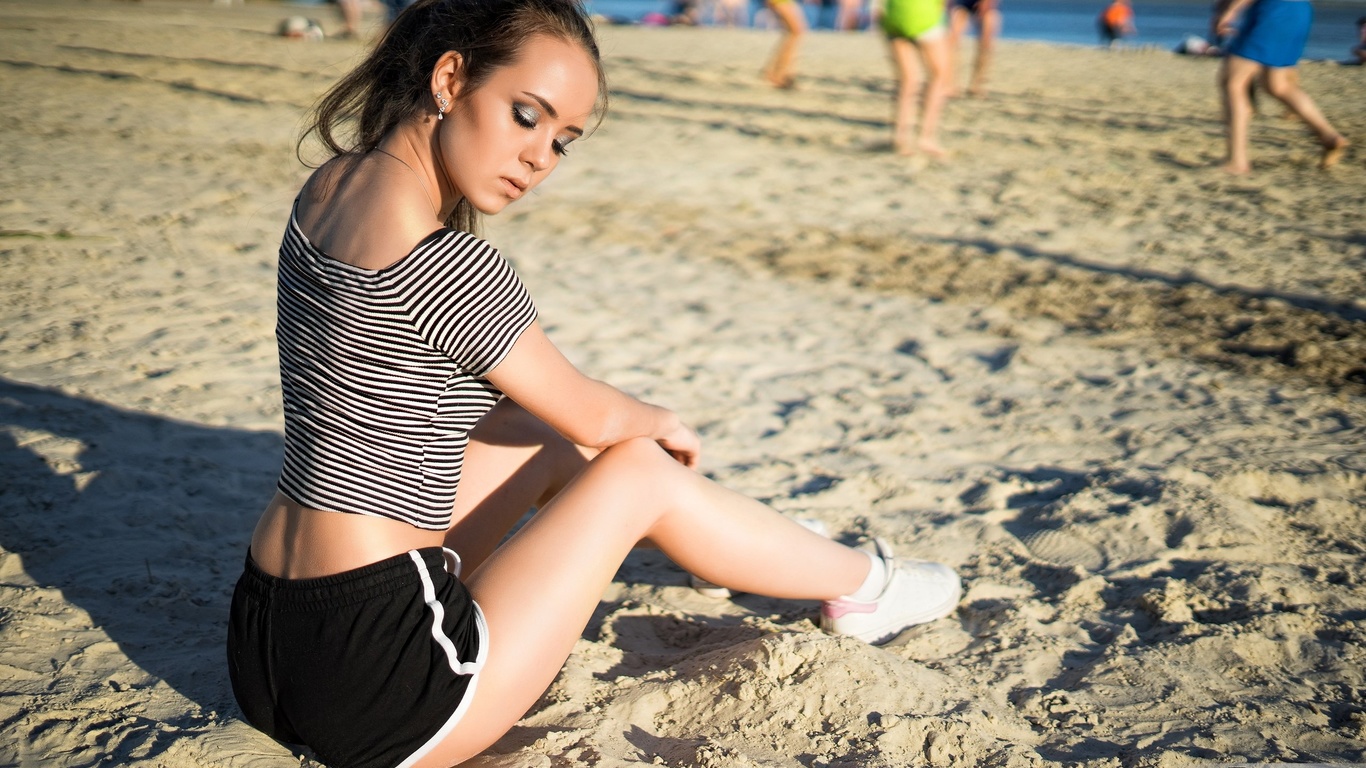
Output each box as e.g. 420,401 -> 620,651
274,210 -> 537,530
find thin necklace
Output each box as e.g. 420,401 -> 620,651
374,146 -> 440,217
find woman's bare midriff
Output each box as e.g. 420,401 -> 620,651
250,492 -> 447,579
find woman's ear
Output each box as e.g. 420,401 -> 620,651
430,51 -> 466,107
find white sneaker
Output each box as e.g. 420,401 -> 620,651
688,575 -> 736,599
820,538 -> 961,645
689,518 -> 831,599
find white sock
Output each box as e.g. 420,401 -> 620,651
847,550 -> 887,602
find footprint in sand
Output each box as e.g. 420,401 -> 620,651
1018,528 -> 1107,571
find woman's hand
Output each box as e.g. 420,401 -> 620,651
488,323 -> 703,465
1213,0 -> 1250,38
1215,12 -> 1237,38
656,421 -> 701,469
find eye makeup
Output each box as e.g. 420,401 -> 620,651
512,104 -> 539,129
511,102 -> 576,156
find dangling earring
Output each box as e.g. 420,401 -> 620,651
435,92 -> 449,121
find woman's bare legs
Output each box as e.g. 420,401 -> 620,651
946,6 -> 971,97
970,6 -> 1001,97
947,4 -> 999,98
1220,54 -> 1260,174
336,0 -> 363,37
1220,55 -> 1347,173
889,34 -> 950,156
764,0 -> 807,88
443,398 -> 595,575
835,0 -> 863,30
889,37 -> 924,155
916,34 -> 953,156
418,437 -> 872,766
1261,66 -> 1349,168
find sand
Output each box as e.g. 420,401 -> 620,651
1,0 -> 1364,765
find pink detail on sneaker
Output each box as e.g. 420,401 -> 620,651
821,599 -> 877,620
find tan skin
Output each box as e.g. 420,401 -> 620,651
763,0 -> 807,88
1214,0 -> 1348,174
946,0 -> 1000,98
835,0 -> 863,31
336,0 -> 362,38
887,31 -> 952,157
250,34 -> 872,765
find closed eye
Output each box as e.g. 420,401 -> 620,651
513,104 -> 573,155
513,99 -> 580,157
512,104 -> 539,129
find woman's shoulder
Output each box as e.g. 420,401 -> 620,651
297,154 -> 362,210
295,154 -> 448,272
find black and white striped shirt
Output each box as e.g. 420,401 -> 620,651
275,211 -> 537,530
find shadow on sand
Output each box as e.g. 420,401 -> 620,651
0,377 -> 279,747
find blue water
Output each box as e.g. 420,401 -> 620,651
587,0 -> 1366,61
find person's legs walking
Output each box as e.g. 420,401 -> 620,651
336,0 -> 362,37
836,0 -> 863,30
916,34 -> 952,156
946,5 -> 971,97
765,0 -> 808,87
970,5 -> 1000,96
1262,66 -> 1348,168
1220,54 -> 1260,173
889,36 -> 923,154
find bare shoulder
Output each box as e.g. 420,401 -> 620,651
294,154 -> 444,270
295,155 -> 360,223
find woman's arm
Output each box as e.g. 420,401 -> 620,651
1214,0 -> 1252,38
484,321 -> 701,468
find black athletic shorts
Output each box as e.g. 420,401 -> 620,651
226,547 -> 488,768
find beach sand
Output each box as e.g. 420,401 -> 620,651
2,0 -> 1364,765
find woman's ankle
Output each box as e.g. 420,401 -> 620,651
842,549 -> 886,602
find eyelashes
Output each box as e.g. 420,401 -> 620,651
511,104 -> 573,157
511,104 -> 538,129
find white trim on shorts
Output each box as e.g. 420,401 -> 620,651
395,548 -> 491,768
918,23 -> 946,40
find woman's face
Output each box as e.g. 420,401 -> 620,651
440,35 -> 599,215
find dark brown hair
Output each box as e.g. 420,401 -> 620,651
301,0 -> 607,233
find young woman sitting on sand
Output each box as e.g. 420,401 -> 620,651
225,1 -> 962,765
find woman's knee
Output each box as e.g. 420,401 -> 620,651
1262,72 -> 1296,100
586,438 -> 693,496
593,436 -> 673,470
1223,76 -> 1254,106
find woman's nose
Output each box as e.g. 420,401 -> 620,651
522,139 -> 553,172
